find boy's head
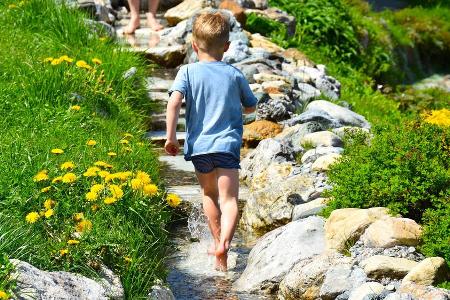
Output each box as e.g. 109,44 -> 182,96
192,12 -> 230,54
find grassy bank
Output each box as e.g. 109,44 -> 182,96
0,0 -> 174,298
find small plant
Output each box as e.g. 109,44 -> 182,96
0,254 -> 15,300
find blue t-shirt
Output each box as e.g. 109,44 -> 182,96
168,61 -> 257,161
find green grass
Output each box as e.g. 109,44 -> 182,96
0,0 -> 172,298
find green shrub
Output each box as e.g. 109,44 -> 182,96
0,254 -> 15,299
421,205 -> 450,266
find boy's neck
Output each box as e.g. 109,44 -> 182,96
197,50 -> 224,62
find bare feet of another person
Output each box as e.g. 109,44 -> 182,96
215,242 -> 229,272
146,12 -> 163,31
123,15 -> 140,34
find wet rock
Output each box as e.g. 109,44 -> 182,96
319,264 -> 367,300
164,0 -> 205,26
301,131 -> 343,148
292,83 -> 321,105
300,146 -> 344,164
149,283 -> 175,300
234,216 -> 326,293
256,94 -> 294,122
402,257 -> 449,286
311,153 -> 342,172
250,33 -> 284,54
325,207 -> 391,252
240,173 -> 315,233
223,39 -> 251,64
360,218 -> 423,248
245,7 -> 296,36
348,282 -> 386,300
219,0 -> 246,25
236,0 -> 268,9
279,252 -> 351,300
243,120 -> 283,146
315,75 -> 341,100
399,281 -> 450,300
360,255 -> 418,279
11,259 -> 123,300
292,198 -> 328,221
283,48 -> 315,67
145,44 -> 186,68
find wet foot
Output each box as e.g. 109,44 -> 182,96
123,16 -> 140,34
215,243 -> 228,272
146,13 -> 163,31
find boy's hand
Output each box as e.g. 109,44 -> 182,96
164,139 -> 180,156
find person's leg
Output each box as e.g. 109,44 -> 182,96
195,170 -> 221,256
146,0 -> 163,31
215,168 -> 239,271
123,0 -> 141,34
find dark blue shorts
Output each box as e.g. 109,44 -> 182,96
190,152 -> 241,173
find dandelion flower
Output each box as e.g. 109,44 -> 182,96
123,147 -> 132,152
73,212 -> 84,222
70,105 -> 81,111
123,133 -> 133,139
109,184 -> 124,199
41,186 -> 51,193
67,239 -> 80,245
136,171 -> 151,185
104,197 -> 118,205
26,212 -> 40,224
94,161 -> 113,168
115,171 -> 132,181
43,57 -> 54,63
60,249 -> 69,256
107,152 -> 117,157
90,184 -> 104,194
51,148 -> 64,154
52,176 -> 63,184
83,166 -> 100,177
0,290 -> 8,300
130,178 -> 143,190
59,55 -> 73,63
44,209 -> 54,218
98,170 -> 110,178
33,170 -> 49,182
119,139 -> 129,144
43,199 -> 56,210
76,219 -> 93,232
60,161 -> 75,170
62,173 -> 77,183
86,139 -> 97,146
85,191 -> 98,202
143,184 -> 158,197
166,193 -> 182,208
76,60 -> 92,70
422,108 -> 450,127
124,256 -> 132,263
51,58 -> 63,65
92,58 -> 102,65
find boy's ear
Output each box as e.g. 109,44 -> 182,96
192,40 -> 199,54
224,41 -> 230,52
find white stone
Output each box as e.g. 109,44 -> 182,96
348,282 -> 386,300
301,131 -> 343,148
311,153 -> 342,171
360,255 -> 418,279
292,198 -> 328,221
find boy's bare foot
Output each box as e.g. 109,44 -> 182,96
146,13 -> 163,31
123,16 -> 140,34
215,243 -> 228,272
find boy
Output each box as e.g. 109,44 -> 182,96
164,12 -> 257,271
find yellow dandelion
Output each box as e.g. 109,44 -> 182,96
73,212 -> 84,222
86,139 -> 97,146
94,161 -> 113,168
59,55 -> 73,63
0,290 -> 8,300
51,148 -> 64,154
44,209 -> 54,219
107,152 -> 117,157
60,249 -> 69,256
76,219 -> 93,232
76,60 -> 92,70
136,171 -> 151,184
41,186 -> 51,193
62,173 -> 77,183
115,171 -> 132,181
90,184 -> 104,193
143,184 -> 158,197
33,170 -> 49,182
91,58 -> 102,65
60,161 -> 75,170
109,184 -> 124,199
85,191 -> 98,202
43,199 -> 56,210
124,256 -> 132,263
52,176 -> 63,184
26,212 -> 40,224
67,239 -> 80,245
130,178 -> 143,190
166,193 -> 182,208
123,133 -> 133,139
43,57 -> 54,63
51,58 -> 63,65
70,105 -> 81,111
83,166 -> 101,177
104,197 -> 118,205
422,108 -> 450,127
123,146 -> 132,152
119,139 -> 129,144
98,170 -> 110,178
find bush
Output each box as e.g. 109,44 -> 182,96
421,205 -> 450,266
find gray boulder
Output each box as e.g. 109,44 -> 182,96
223,39 -> 251,64
293,83 -> 321,105
301,146 -> 344,164
292,198 -> 328,221
315,75 -> 341,100
319,264 -> 367,299
256,94 -> 295,122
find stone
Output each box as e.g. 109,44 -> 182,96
332,126 -> 371,139
164,0 -> 204,26
243,120 -> 283,146
256,94 -> 294,122
325,207 -> 391,252
360,255 -> 418,279
249,83 -> 263,93
292,83 -> 321,105
219,0 -> 246,25
311,153 -> 342,172
301,146 -> 343,164
222,39 -> 250,64
315,75 -> 341,100
236,63 -> 272,83
250,33 -> 285,54
253,73 -> 290,84
236,0 -> 268,9
11,259 -> 123,300
159,19 -> 190,45
301,131 -> 343,148
145,44 -> 186,68
234,216 -> 326,293
240,173 -> 315,233
240,138 -> 296,183
292,198 -> 328,221
293,66 -> 325,84
319,264 -> 367,299
400,282 -> 450,300
245,7 -> 296,36
122,67 -> 137,80
348,282 -> 386,300
361,218 -> 423,248
403,257 -> 449,286
149,284 -> 175,300
383,293 -> 414,300
275,121 -> 325,145
279,252 -> 352,300
283,48 -> 314,67
261,80 -> 291,94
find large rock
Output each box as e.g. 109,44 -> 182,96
283,48 -> 314,67
319,264 -> 367,299
360,218 -> 423,248
292,198 -> 328,221
275,122 -> 325,148
292,83 -> 321,105
219,0 -> 246,25
240,173 -> 315,233
400,282 -> 450,300
300,146 -> 344,164
300,131 -> 343,148
311,153 -> 342,172
348,282 -> 386,300
145,44 -> 186,68
234,216 -> 326,293
249,33 -> 284,54
324,207 -> 391,252
403,257 -> 449,286
315,75 -> 341,100
11,259 -> 123,300
279,252 -> 352,300
164,0 -> 204,26
360,255 -> 418,279
243,120 -> 283,146
222,39 -> 250,64
256,94 -> 295,122
293,66 -> 325,84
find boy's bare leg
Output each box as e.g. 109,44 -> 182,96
147,0 -> 163,31
195,170 -> 221,257
124,0 -> 141,34
215,168 -> 239,272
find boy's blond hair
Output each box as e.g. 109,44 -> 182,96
192,12 -> 230,51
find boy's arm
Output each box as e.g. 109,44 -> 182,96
237,72 -> 258,114
243,106 -> 256,114
165,91 -> 183,156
